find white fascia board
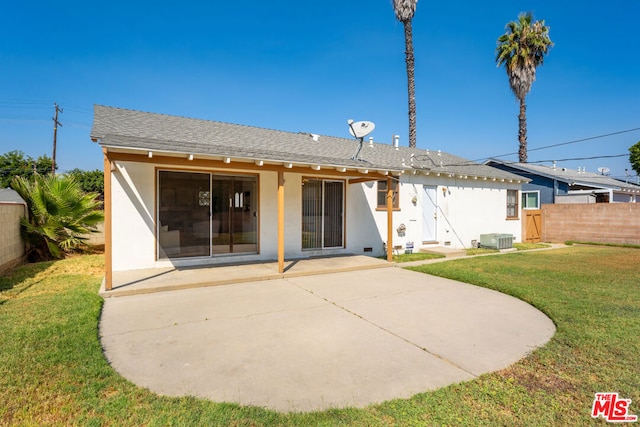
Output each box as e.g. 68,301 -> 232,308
103,145 -> 402,175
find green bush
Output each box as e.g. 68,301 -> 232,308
0,150 -> 53,188
11,174 -> 104,261
66,168 -> 104,198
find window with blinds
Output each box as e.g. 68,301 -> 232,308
506,189 -> 519,218
302,178 -> 344,249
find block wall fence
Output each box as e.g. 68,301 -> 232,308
0,203 -> 26,272
542,203 -> 640,245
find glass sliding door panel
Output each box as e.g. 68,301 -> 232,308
211,177 -> 231,254
323,181 -> 344,248
231,176 -> 258,253
211,175 -> 258,254
302,178 -> 323,249
158,171 -> 211,258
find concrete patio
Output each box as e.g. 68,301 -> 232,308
100,266 -> 556,412
100,254 -> 394,297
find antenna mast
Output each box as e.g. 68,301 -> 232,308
349,120 -> 363,160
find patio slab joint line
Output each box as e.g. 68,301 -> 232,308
287,279 -> 479,379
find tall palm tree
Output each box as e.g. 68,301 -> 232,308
11,174 -> 104,260
393,0 -> 418,148
496,12 -> 553,162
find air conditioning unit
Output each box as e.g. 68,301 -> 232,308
479,233 -> 513,250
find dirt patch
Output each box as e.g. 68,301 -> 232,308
499,362 -> 577,395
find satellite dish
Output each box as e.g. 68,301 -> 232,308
597,167 -> 610,175
347,119 -> 376,161
348,120 -> 376,139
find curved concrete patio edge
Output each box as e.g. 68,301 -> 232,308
99,267 -> 556,413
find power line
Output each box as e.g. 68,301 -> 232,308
64,121 -> 91,129
410,127 -> 640,169
0,118 -> 50,123
0,100 -> 51,106
527,153 -> 629,163
0,105 -> 50,110
473,127 -> 640,162
409,153 -> 632,170
61,105 -> 93,114
0,100 -> 91,115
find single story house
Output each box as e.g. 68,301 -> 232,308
486,159 -> 640,205
92,106 -> 527,290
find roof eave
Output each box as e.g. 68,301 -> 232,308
102,145 -> 403,175
404,166 -> 530,183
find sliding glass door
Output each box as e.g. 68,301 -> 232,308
302,178 -> 344,250
211,175 -> 258,254
158,171 -> 211,258
158,170 -> 257,259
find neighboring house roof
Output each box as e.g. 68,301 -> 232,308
0,188 -> 26,204
486,159 -> 640,193
91,105 -> 526,182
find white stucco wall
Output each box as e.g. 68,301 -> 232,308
110,162 -> 281,271
363,174 -> 523,251
109,163 -> 369,272
258,171 -> 278,259
111,161 -> 156,270
257,172 -> 339,259
439,179 -> 522,248
109,161 -> 523,271
346,181 -> 385,255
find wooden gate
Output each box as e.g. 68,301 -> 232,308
523,209 -> 542,243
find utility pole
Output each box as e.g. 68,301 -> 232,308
52,103 -> 63,175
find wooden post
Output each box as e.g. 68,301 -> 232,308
387,176 -> 394,262
103,149 -> 113,291
278,170 -> 285,273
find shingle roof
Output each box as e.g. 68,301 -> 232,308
91,105 -> 525,181
486,159 -> 640,192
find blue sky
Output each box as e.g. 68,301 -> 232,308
1,0 -> 639,181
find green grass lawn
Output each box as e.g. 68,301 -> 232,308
388,252 -> 446,263
512,242 -> 551,250
466,242 -> 551,256
465,247 -> 500,256
1,246 -> 639,425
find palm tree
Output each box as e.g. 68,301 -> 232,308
496,12 -> 553,162
393,0 -> 418,148
11,174 -> 104,260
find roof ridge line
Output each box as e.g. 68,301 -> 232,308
94,104 -> 357,143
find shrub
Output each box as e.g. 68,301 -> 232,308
11,174 -> 104,261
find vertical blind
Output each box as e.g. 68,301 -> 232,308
302,179 -> 344,249
507,190 -> 518,218
302,179 -> 323,249
323,181 -> 343,248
